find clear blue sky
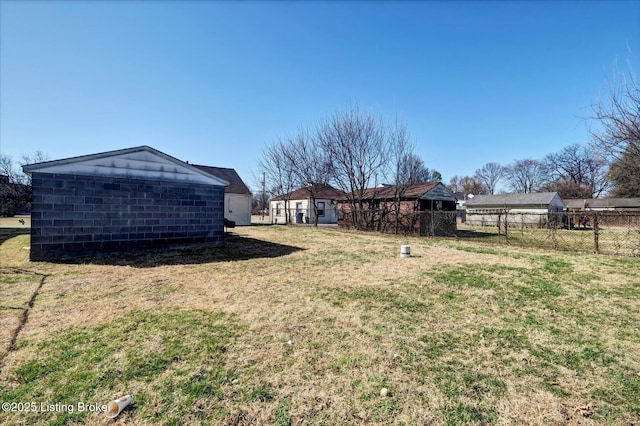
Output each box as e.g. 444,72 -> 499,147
1,0 -> 639,191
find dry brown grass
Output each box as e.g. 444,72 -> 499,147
1,225 -> 639,425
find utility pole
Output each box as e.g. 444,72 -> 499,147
262,171 -> 266,221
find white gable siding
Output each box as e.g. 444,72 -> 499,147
23,146 -> 228,186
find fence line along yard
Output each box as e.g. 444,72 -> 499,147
457,209 -> 640,257
262,206 -> 640,256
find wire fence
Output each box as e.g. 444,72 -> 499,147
337,208 -> 459,236
457,209 -> 640,257
265,205 -> 640,257
336,208 -> 640,256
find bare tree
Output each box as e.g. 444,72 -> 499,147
459,175 -> 488,195
258,138 -> 298,224
396,153 -> 430,185
317,105 -> 390,230
541,144 -> 610,198
505,159 -> 547,194
474,162 -> 505,195
590,60 -> 640,197
387,116 -> 416,233
608,149 -> 640,197
282,127 -> 333,226
20,150 -> 48,185
447,175 -> 462,194
1,150 -> 48,216
259,105 -> 430,231
1,154 -> 24,216
0,153 -> 21,184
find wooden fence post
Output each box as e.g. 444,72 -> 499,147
593,213 -> 600,254
504,210 -> 508,242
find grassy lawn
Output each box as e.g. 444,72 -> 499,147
1,225 -> 639,425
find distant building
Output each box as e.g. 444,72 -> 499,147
564,198 -> 640,211
337,182 -> 458,235
193,165 -> 252,226
465,192 -> 565,228
270,184 -> 344,225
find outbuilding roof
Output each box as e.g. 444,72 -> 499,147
192,165 -> 251,195
465,192 -> 563,207
271,184 -> 345,201
22,145 -> 229,186
339,182 -> 456,202
564,198 -> 640,209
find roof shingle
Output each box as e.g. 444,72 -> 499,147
193,165 -> 251,195
465,192 -> 562,207
338,182 -> 454,201
272,184 -> 345,201
564,198 -> 640,209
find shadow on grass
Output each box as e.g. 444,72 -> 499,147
49,232 -> 305,268
0,228 -> 30,246
453,230 -> 503,240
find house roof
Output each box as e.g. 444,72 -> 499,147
564,198 -> 640,209
22,145 -> 229,187
465,192 -> 563,207
192,165 -> 251,195
341,182 -> 456,202
272,184 -> 345,201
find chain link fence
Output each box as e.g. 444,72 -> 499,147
457,209 -> 640,257
272,204 -> 640,257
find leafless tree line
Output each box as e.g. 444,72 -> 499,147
590,58 -> 640,198
0,151 -> 48,216
258,105 -> 437,228
449,145 -> 611,198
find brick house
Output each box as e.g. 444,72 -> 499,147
337,182 -> 458,235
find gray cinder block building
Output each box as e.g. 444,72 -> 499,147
23,146 -> 228,261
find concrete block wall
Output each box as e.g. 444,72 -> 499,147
29,172 -> 225,261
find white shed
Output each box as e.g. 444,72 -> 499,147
465,192 -> 566,227
193,165 -> 252,226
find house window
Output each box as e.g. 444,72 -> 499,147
317,201 -> 325,217
276,204 -> 281,215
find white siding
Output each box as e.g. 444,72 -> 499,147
269,198 -> 338,224
225,193 -> 251,226
466,208 -> 551,227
